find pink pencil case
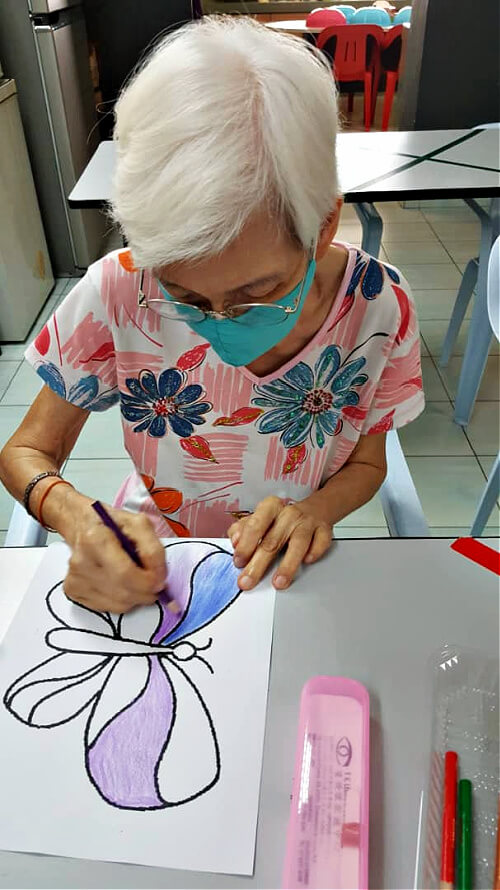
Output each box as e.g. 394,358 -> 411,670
282,676 -> 370,890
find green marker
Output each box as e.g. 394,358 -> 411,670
457,779 -> 473,890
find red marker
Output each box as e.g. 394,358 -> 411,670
440,751 -> 458,890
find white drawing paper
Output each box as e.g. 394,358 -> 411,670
0,540 -> 276,876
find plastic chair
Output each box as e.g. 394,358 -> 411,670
380,24 -> 403,130
306,8 -> 347,27
393,6 -> 412,24
470,236 -> 500,537
330,4 -> 356,22
352,6 -> 392,26
317,24 -> 383,130
4,429 -> 429,544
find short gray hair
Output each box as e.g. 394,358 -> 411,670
111,15 -> 339,269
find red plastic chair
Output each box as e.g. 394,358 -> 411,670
317,25 -> 383,130
380,24 -> 403,130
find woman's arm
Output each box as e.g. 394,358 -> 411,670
0,385 -> 167,612
228,432 -> 387,590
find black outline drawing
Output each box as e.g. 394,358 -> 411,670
3,541 -> 241,811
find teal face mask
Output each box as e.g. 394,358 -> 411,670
156,255 -> 317,367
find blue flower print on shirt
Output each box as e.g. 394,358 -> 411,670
252,345 -> 369,449
347,251 -> 400,299
36,362 -> 119,411
120,368 -> 212,438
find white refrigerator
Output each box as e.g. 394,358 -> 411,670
0,77 -> 54,342
0,0 -> 106,276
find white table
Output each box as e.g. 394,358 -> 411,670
68,129 -> 500,209
0,538 -> 498,888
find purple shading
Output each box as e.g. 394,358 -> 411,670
151,542 -> 220,644
86,658 -> 174,809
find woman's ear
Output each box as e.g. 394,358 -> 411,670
315,197 -> 344,260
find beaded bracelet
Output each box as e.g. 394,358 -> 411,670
23,471 -> 63,520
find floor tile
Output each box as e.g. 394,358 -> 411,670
339,204 -> 360,223
442,241 -> 480,264
68,406 -> 129,460
420,320 -> 500,357
0,530 -> 7,546
399,402 -> 471,456
0,361 -> 43,406
383,241 -> 451,265
378,204 -> 426,223
420,336 -> 430,357
0,344 -> 29,361
437,356 -> 500,402
429,526 -> 499,537
406,456 -> 499,526
380,222 -> 436,242
398,263 -> 463,290
336,224 -> 362,246
336,492 -> 386,526
0,405 -> 28,450
0,485 -> 15,531
466,403 -> 500,455
334,526 -> 389,538
422,207 -> 478,224
420,357 -> 452,401
428,222 -> 480,242
477,455 -> 498,478
413,290 -> 470,322
0,362 -> 21,400
63,458 -> 134,506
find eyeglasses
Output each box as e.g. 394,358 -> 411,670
137,252 -> 313,329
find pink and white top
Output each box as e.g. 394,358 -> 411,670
25,244 -> 424,537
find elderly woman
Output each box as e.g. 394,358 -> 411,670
0,17 -> 423,612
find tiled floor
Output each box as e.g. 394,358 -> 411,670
0,200 -> 499,546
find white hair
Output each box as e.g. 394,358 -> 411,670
111,15 -> 339,269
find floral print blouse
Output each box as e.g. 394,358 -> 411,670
25,244 -> 424,537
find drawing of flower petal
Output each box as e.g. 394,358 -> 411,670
86,657 -> 175,809
118,249 -> 138,273
161,548 -> 240,646
176,343 -> 210,372
213,407 -> 263,426
368,409 -> 395,433
4,652 -> 114,728
393,284 -> 411,344
36,362 -> 66,399
282,443 -> 307,475
179,435 -> 217,462
79,341 -> 115,363
150,487 -> 183,513
34,324 -> 50,356
47,583 -> 115,635
118,601 -> 163,644
155,660 -> 219,805
151,541 -> 225,644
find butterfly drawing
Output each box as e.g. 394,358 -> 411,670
3,541 -> 241,811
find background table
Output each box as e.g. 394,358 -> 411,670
69,128 -> 500,209
0,538 -> 498,888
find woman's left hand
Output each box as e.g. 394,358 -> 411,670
227,495 -> 333,591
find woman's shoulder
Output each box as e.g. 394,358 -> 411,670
86,247 -> 138,287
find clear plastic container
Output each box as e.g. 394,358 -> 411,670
417,645 -> 499,889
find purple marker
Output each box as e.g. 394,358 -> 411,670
91,500 -> 180,614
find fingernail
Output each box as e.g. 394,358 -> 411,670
239,573 -> 254,590
233,555 -> 246,569
274,574 -> 289,589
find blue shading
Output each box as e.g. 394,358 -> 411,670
161,552 -> 240,646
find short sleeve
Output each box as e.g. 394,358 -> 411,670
361,277 -> 425,434
24,266 -> 120,412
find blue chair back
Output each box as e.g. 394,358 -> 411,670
393,6 -> 412,23
352,6 -> 392,25
331,5 -> 356,21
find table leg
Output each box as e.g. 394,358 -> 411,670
454,198 -> 499,427
354,202 -> 383,257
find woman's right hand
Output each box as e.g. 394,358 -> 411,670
47,488 -> 167,614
